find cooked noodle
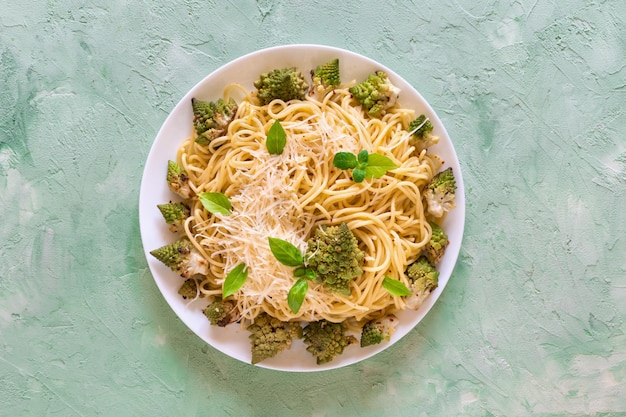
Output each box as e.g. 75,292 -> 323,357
177,84 -> 442,324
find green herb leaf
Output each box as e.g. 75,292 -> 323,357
305,268 -> 317,280
288,277 -> 308,313
382,275 -> 413,296
199,192 -> 232,215
223,263 -> 248,298
333,152 -> 358,170
295,266 -> 316,280
266,120 -> 287,155
357,149 -> 369,166
352,168 -> 366,183
363,153 -> 398,179
268,237 -> 304,267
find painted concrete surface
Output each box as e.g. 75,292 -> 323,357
1,1 -> 625,416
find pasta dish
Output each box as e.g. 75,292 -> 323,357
148,58 -> 457,365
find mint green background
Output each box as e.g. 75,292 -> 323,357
2,1 -> 625,416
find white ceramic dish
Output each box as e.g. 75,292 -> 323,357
139,44 -> 465,372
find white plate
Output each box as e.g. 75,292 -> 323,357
139,44 -> 465,372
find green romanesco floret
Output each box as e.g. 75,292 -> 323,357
304,222 -> 365,296
408,114 -> 439,149
406,256 -> 439,292
424,167 -> 457,218
247,312 -> 302,364
254,67 -> 309,105
311,58 -> 340,96
178,278 -> 199,299
203,298 -> 239,327
157,202 -> 190,233
191,97 -> 238,145
404,256 -> 439,310
349,71 -> 400,117
303,320 -> 357,364
166,160 -> 193,199
360,314 -> 399,347
150,238 -> 208,278
425,221 -> 449,264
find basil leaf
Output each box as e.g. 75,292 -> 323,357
352,168 -> 366,183
382,275 -> 413,296
268,237 -> 304,267
288,277 -> 308,313
266,120 -> 286,155
223,263 -> 248,298
333,152 -> 358,170
304,268 -> 316,280
363,153 -> 398,179
199,192 -> 232,215
357,149 -> 369,166
295,266 -> 316,280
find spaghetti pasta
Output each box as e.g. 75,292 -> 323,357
177,82 -> 442,326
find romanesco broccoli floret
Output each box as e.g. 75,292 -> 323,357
349,71 -> 400,117
303,320 -> 356,364
166,160 -> 193,199
360,314 -> 399,347
406,256 -> 439,292
254,67 -> 309,105
157,202 -> 190,233
178,278 -> 199,299
425,221 -> 449,264
311,58 -> 340,96
247,312 -> 302,364
408,115 -> 439,149
150,238 -> 208,278
204,298 -> 238,327
424,167 -> 457,218
404,256 -> 439,310
191,97 -> 238,145
304,222 -> 365,296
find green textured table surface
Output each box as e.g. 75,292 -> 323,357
2,1 -> 625,416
